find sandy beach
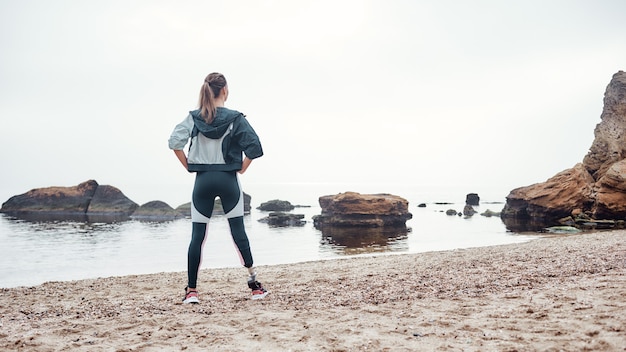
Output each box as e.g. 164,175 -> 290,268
1,230 -> 625,352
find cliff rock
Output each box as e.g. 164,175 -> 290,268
502,71 -> 626,229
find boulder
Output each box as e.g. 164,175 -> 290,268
0,180 -> 137,216
131,201 -> 182,221
502,71 -> 626,230
463,204 -> 476,217
257,199 -> 294,212
175,202 -> 191,216
87,185 -> 138,215
501,163 -> 595,227
445,209 -> 458,216
593,159 -> 626,218
480,209 -> 501,217
466,193 -> 480,206
0,180 -> 98,214
313,192 -> 412,228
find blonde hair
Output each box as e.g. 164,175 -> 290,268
198,72 -> 227,123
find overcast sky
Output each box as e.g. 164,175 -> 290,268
1,0 -> 625,206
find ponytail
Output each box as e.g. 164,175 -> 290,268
198,72 -> 227,123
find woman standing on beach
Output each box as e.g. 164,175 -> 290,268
168,72 -> 268,304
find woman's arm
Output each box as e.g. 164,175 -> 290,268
239,156 -> 252,174
173,150 -> 188,170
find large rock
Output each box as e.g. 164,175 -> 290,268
502,71 -> 626,229
0,180 -> 98,214
257,199 -> 294,212
466,193 -> 480,206
583,71 -> 626,179
313,192 -> 412,228
131,201 -> 182,221
0,180 -> 138,217
87,185 -> 139,215
593,159 -> 626,218
502,164 -> 595,229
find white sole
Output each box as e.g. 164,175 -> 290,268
183,297 -> 199,304
251,291 -> 269,300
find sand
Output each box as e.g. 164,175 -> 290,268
1,230 -> 625,351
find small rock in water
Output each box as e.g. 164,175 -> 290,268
445,209 -> 457,216
543,226 -> 581,234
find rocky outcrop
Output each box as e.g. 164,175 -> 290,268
463,205 -> 477,217
131,201 -> 183,221
257,199 -> 294,212
0,180 -> 137,217
502,71 -> 626,230
88,184 -> 139,215
466,193 -> 480,206
313,192 -> 412,228
1,180 -> 262,221
446,209 -> 459,216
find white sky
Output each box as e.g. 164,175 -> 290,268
1,0 -> 625,206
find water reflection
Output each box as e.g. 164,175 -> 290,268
3,212 -> 131,224
501,217 -> 553,232
0,213 -> 189,288
318,225 -> 410,255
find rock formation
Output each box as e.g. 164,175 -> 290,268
502,71 -> 626,230
463,204 -> 477,217
1,180 -> 259,221
88,184 -> 140,215
0,180 -> 137,217
466,193 -> 480,206
313,192 -> 412,228
131,201 -> 183,221
257,199 -> 295,212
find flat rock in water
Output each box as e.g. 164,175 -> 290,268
313,192 -> 412,228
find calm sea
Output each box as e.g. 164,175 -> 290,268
0,182 -> 540,288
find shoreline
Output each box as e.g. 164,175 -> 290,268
1,230 -> 625,351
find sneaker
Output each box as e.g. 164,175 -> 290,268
183,287 -> 199,304
248,280 -> 269,300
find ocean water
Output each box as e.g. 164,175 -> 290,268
0,182 -> 540,288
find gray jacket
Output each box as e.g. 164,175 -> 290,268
168,107 -> 263,172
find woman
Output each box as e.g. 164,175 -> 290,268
168,72 -> 268,303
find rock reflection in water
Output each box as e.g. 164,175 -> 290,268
318,225 -> 409,255
3,212 -> 131,224
501,217 -> 554,233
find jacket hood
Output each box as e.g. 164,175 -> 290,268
190,107 -> 242,139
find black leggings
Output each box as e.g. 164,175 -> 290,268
187,171 -> 253,289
